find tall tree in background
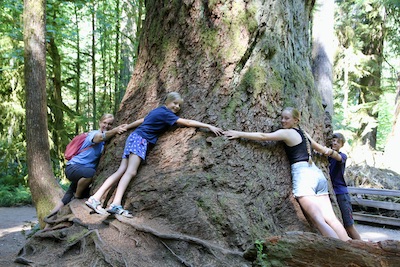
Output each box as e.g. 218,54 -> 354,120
357,1 -> 385,149
91,0 -> 97,125
312,0 -> 335,117
23,0 -> 63,225
384,73 -> 400,173
333,0 -> 400,171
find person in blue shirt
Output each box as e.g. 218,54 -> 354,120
86,92 -> 223,216
48,114 -> 128,216
328,133 -> 361,239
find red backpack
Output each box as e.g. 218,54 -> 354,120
64,133 -> 93,160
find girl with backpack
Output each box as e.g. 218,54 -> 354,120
86,92 -> 223,216
48,114 -> 128,217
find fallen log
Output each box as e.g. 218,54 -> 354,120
244,231 -> 400,267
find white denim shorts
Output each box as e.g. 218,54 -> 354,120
291,161 -> 328,198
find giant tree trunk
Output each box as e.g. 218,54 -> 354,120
24,0 -> 63,227
20,1 -> 377,266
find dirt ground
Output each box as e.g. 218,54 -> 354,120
0,206 -> 38,267
1,206 -> 400,266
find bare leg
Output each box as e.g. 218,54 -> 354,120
346,225 -> 361,240
298,195 -> 350,241
317,195 -> 350,241
75,177 -> 93,198
110,154 -> 141,206
91,158 -> 129,201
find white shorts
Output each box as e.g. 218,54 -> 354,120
291,161 -> 328,198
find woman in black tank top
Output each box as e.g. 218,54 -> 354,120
223,107 -> 350,241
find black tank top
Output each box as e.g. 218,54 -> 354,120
283,128 -> 309,165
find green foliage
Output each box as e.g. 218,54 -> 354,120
0,0 -> 144,206
333,0 -> 399,150
254,240 -> 269,267
0,185 -> 32,207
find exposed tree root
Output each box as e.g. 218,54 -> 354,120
116,215 -> 244,257
160,240 -> 193,267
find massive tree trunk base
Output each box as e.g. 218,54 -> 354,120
17,200 -> 246,266
18,201 -> 400,267
244,232 -> 400,267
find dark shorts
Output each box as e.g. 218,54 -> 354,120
123,132 -> 148,160
336,193 -> 355,227
61,164 -> 96,205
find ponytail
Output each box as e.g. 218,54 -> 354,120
299,126 -> 313,165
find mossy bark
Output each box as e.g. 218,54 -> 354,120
21,1 -> 351,266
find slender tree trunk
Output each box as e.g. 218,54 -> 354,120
48,33 -> 64,160
91,0 -> 97,125
74,3 -> 81,134
24,0 -> 63,227
113,0 -> 121,113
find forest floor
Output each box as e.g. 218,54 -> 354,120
1,205 -> 400,266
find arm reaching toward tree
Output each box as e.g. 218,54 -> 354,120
176,118 -> 223,136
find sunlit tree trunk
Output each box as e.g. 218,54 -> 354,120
384,73 -> 400,173
312,0 -> 334,117
24,0 -> 63,226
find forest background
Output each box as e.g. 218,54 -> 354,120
0,0 -> 399,207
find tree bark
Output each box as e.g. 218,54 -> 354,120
243,232 -> 400,267
21,1 -> 389,266
24,0 -> 63,227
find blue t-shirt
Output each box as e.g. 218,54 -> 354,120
67,130 -> 105,169
134,106 -> 179,144
329,151 -> 348,195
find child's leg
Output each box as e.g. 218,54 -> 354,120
92,158 -> 129,201
297,195 -> 340,239
110,154 -> 141,206
317,195 -> 351,241
75,177 -> 92,198
346,225 -> 361,240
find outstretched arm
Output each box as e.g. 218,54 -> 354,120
176,118 -> 223,136
93,124 -> 128,143
304,132 -> 342,161
125,118 -> 144,130
223,129 -> 290,142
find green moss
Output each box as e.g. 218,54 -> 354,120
220,2 -> 258,60
283,63 -> 315,107
67,229 -> 89,243
196,195 -> 225,226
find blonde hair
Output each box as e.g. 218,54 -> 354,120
283,107 -> 312,165
99,113 -> 114,122
164,92 -> 183,104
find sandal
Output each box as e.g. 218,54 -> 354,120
85,196 -> 108,215
107,204 -> 133,218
